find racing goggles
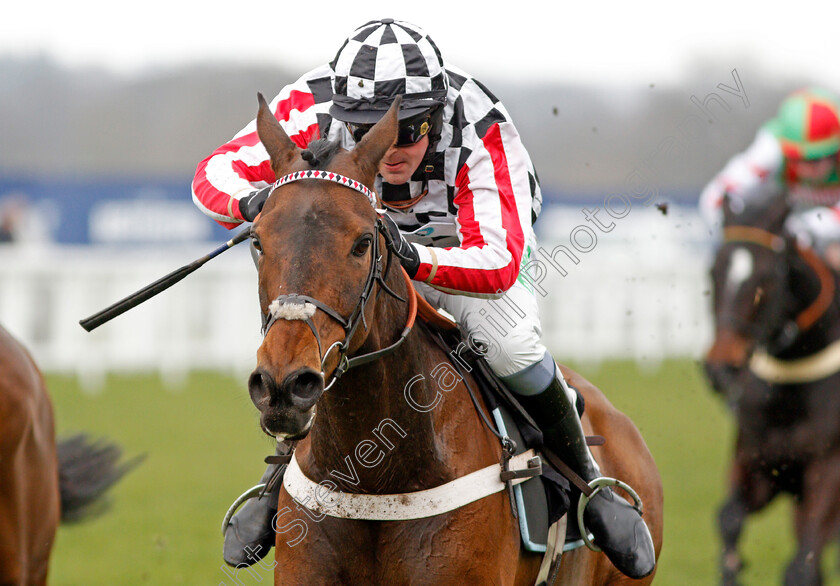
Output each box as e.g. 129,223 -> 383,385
347,114 -> 432,147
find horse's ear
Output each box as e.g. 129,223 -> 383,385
721,193 -> 745,224
257,92 -> 299,178
722,194 -> 734,224
350,96 -> 400,179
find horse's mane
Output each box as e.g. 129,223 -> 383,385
300,138 -> 341,169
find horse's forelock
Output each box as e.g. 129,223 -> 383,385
300,139 -> 342,170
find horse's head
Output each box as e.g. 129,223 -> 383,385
247,94 -> 399,440
703,194 -> 795,393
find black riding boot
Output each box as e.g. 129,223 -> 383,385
516,373 -> 656,579
223,441 -> 294,567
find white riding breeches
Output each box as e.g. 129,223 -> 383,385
413,240 -> 555,395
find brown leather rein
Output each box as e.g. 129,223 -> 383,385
723,226 -> 836,333
382,189 -> 430,211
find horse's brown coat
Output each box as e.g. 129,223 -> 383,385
248,95 -> 662,585
0,324 -> 60,585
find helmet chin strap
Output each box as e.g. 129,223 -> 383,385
422,104 -> 445,174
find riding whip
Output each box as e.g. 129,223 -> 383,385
79,228 -> 251,332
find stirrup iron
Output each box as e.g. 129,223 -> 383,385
221,483 -> 267,534
576,476 -> 644,552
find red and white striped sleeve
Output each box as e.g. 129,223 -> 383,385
191,65 -> 333,228
412,122 -> 532,298
699,128 -> 783,228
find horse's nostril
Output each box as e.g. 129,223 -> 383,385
248,369 -> 274,407
283,368 -> 324,407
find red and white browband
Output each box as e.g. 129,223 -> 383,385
272,170 -> 378,208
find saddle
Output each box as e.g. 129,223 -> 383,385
413,289 -> 596,583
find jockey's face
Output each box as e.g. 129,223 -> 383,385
378,135 -> 429,185
789,155 -> 836,183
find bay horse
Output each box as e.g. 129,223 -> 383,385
0,323 -> 138,585
704,194 -> 840,585
246,94 -> 662,585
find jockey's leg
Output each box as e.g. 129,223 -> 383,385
512,362 -> 655,579
223,440 -> 295,567
417,267 -> 655,579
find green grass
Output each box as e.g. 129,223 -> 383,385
48,372 -> 275,585
44,362 -> 840,585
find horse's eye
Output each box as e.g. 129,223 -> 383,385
352,235 -> 372,257
251,237 -> 263,255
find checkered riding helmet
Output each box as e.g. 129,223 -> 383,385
769,87 -> 840,160
329,19 -> 448,129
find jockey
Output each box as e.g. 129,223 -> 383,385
699,87 -> 840,261
192,19 -> 656,578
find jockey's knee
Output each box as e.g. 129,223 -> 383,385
498,349 -> 556,395
498,350 -> 585,417
470,324 -> 547,380
823,242 -> 840,271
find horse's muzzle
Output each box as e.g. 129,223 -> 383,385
703,329 -> 754,395
248,366 -> 324,439
703,359 -> 743,395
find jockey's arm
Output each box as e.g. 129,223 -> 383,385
411,122 -> 534,299
191,66 -> 333,228
699,128 -> 784,231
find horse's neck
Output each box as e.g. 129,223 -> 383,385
303,270 -> 480,493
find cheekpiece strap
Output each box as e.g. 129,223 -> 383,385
273,170 -> 377,208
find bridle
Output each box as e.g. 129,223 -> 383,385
721,225 -> 836,353
257,170 -> 417,390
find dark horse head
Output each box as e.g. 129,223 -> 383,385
246,94 -> 400,441
703,193 -> 839,396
